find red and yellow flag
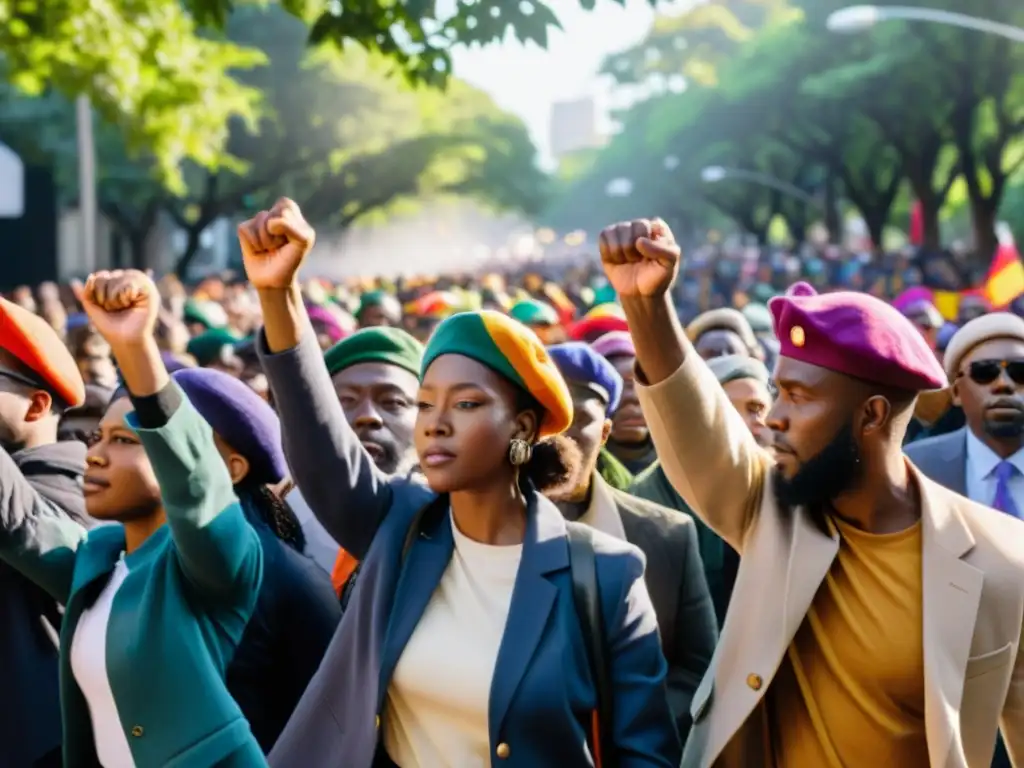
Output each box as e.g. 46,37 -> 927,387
984,242 -> 1024,309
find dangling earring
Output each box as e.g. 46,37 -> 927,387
508,438 -> 532,466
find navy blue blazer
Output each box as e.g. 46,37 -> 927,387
260,332 -> 680,767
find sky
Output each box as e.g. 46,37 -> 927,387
449,0 -> 675,166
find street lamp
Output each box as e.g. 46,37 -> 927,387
827,5 -> 1024,43
700,165 -> 818,205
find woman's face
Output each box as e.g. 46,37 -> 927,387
84,397 -> 162,521
414,354 -> 536,493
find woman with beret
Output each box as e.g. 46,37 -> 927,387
0,270 -> 266,766
243,199 -> 679,768
169,368 -> 341,753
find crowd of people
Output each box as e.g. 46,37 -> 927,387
0,200 -> 1021,768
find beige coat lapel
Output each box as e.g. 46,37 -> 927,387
917,471 -> 984,768
694,495 -> 839,766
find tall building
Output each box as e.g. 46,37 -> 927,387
549,97 -> 605,161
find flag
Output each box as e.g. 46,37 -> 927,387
984,225 -> 1024,308
933,291 -> 961,321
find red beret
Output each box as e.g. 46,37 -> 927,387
769,283 -> 947,392
0,298 -> 85,408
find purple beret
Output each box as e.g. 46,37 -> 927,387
548,342 -> 623,415
769,283 -> 947,392
591,331 -> 635,360
172,368 -> 287,485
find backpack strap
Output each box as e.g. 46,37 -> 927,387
567,522 -> 615,768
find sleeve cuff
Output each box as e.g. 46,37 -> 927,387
130,382 -> 184,429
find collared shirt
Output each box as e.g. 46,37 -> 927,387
965,429 -> 1024,513
579,472 -> 628,542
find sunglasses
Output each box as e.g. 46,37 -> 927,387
959,359 -> 1024,386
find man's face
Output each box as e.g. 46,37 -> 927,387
359,304 -> 396,328
767,357 -> 865,508
722,377 -> 773,447
0,362 -> 50,450
332,361 -> 419,475
563,383 -> 612,485
608,355 -> 648,444
696,329 -> 748,360
953,338 -> 1024,443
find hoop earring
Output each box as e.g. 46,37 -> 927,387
508,438 -> 533,466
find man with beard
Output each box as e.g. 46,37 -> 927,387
0,298 -> 90,767
631,355 -> 772,624
547,342 -> 717,742
286,327 -> 422,589
599,218 -> 1024,768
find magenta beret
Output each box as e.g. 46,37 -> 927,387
769,283 -> 947,392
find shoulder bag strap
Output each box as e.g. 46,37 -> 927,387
567,522 -> 615,768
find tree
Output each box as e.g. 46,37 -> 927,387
189,0 -> 654,87
0,0 -> 263,189
2,0 -> 649,199
162,4 -> 546,276
601,0 -> 794,88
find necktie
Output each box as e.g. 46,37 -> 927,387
991,461 -> 1021,518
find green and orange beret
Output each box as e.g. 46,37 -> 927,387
0,297 -> 85,408
421,310 -> 572,438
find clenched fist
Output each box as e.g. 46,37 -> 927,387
238,198 -> 315,290
598,219 -> 681,299
80,270 -> 160,347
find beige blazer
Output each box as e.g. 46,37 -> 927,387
636,353 -> 1024,768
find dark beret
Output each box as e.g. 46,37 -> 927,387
172,368 -> 287,485
186,328 -> 241,368
324,326 -> 423,378
548,342 -> 623,415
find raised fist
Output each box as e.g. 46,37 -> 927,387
238,197 -> 315,290
80,270 -> 161,347
598,219 -> 681,299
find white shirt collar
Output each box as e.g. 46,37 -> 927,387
578,472 -> 628,542
966,428 -> 1024,479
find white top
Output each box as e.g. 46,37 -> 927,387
965,429 -> 1024,514
70,558 -> 136,768
384,512 -> 522,767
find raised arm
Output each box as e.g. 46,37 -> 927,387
241,199 -> 394,559
0,446 -> 85,604
81,270 -> 262,604
599,220 -> 768,550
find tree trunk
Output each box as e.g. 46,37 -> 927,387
863,209 -> 886,250
174,227 -> 205,279
781,211 -> 806,246
823,169 -> 841,242
971,200 -> 999,268
128,232 -> 148,270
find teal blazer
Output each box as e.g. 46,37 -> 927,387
0,387 -> 265,767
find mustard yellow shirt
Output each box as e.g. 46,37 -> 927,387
767,516 -> 929,767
